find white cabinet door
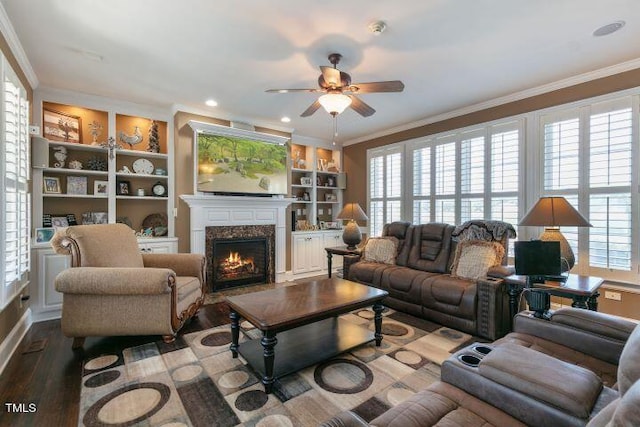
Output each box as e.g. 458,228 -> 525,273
32,247 -> 71,321
138,238 -> 178,254
292,233 -> 324,274
306,234 -> 324,272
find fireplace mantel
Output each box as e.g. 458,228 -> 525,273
180,195 -> 295,281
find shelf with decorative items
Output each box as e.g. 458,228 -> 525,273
32,96 -> 174,243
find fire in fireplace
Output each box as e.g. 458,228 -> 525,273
212,238 -> 267,290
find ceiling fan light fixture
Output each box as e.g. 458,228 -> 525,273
318,93 -> 352,115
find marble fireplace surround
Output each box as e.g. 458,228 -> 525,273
206,224 -> 275,290
180,195 -> 295,283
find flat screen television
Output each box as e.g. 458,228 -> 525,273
195,126 -> 288,195
514,240 -> 562,278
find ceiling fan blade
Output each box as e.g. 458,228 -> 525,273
300,100 -> 321,117
347,80 -> 405,93
266,88 -> 323,93
349,95 -> 376,117
320,66 -> 341,87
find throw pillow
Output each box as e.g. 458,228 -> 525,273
363,237 -> 399,265
451,240 -> 505,280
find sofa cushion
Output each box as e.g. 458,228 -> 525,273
479,343 -> 603,419
363,236 -> 398,264
348,261 -> 392,288
421,275 -> 477,319
451,240 -> 504,280
407,223 -> 454,273
382,222 -> 413,266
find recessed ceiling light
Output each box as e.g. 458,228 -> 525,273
593,21 -> 625,37
280,116 -> 291,123
205,99 -> 218,107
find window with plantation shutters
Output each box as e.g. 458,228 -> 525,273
539,98 -> 634,280
412,146 -> 430,223
368,147 -> 402,237
460,134 -> 484,222
1,58 -> 29,308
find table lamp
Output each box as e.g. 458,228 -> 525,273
337,203 -> 368,249
518,196 -> 592,272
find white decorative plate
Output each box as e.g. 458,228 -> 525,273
132,158 -> 154,174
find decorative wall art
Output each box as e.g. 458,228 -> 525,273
43,108 -> 82,143
116,180 -> 131,195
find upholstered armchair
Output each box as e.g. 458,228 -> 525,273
51,223 -> 205,348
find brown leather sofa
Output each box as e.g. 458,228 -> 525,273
345,221 -> 515,340
321,307 -> 640,427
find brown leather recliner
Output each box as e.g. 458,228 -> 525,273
320,308 -> 640,427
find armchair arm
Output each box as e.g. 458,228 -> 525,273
320,411 -> 369,427
55,267 -> 175,295
476,277 -> 510,340
142,253 -> 205,282
513,308 -> 637,364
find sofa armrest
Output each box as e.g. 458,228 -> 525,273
320,411 -> 369,427
476,277 -> 510,340
487,265 -> 515,279
513,308 -> 637,364
142,253 -> 205,282
55,267 -> 175,295
343,254 -> 362,279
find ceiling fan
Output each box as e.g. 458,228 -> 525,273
266,53 -> 404,118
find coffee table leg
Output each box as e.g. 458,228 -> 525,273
326,251 -> 333,278
373,302 -> 384,346
230,310 -> 240,358
261,330 -> 278,393
571,296 -> 589,310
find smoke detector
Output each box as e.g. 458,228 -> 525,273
368,21 -> 387,35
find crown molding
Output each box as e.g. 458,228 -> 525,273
343,57 -> 640,146
0,2 -> 38,89
172,103 -> 294,134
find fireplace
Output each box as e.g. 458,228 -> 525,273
212,238 -> 267,289
206,224 -> 276,291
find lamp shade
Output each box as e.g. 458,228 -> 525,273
337,203 -> 368,221
519,197 -> 591,227
318,93 -> 352,115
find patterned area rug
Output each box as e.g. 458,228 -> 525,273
78,308 -> 477,426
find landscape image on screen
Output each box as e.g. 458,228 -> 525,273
197,133 -> 287,195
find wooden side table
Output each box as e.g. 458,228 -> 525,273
504,274 -> 604,322
324,246 -> 361,278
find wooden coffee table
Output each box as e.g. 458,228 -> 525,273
225,278 -> 388,393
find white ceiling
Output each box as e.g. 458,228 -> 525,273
3,0 -> 640,144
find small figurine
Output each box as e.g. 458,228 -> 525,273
53,146 -> 67,168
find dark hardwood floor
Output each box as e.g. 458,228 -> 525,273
0,303 -> 231,427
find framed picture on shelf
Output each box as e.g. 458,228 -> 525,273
43,176 -> 61,194
92,212 -> 108,224
325,193 -> 337,202
35,227 -> 55,243
66,176 -> 87,195
51,216 -> 69,229
300,177 -> 312,186
116,180 -> 131,195
326,176 -> 336,187
43,108 -> 82,143
94,180 -> 108,196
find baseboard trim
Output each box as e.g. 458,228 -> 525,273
0,308 -> 33,376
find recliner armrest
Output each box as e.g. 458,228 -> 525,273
320,411 -> 369,427
487,265 -> 515,278
55,267 -> 176,295
513,308 -> 637,364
